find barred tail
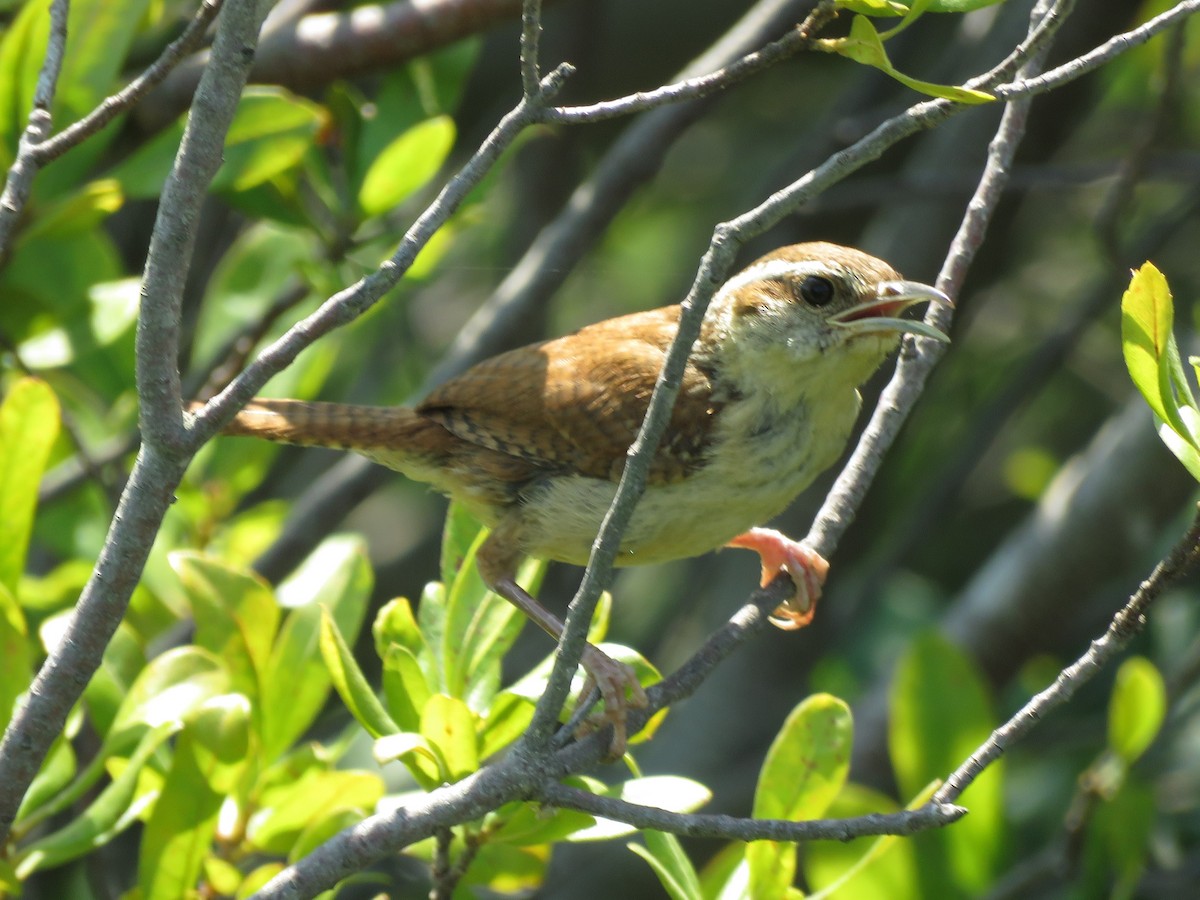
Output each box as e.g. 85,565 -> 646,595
216,399 -> 423,453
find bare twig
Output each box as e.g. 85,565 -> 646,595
34,0 -> 224,165
542,0 -> 838,123
934,507 -> 1200,805
537,781 -> 964,842
0,0 -> 69,257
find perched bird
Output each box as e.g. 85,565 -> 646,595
206,242 -> 950,752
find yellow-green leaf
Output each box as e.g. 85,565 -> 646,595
0,378 -> 60,595
1107,657 -> 1166,764
358,115 -> 455,217
818,16 -> 993,103
1121,262 -> 1176,426
747,694 -> 852,898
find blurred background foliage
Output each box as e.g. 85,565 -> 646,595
3,0 -> 1200,896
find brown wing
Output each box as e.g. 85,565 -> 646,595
417,306 -> 720,484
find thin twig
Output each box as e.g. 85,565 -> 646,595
543,0 -> 838,123
934,508 -> 1200,806
536,781 -> 965,842
0,0 -> 69,256
33,0 -> 224,165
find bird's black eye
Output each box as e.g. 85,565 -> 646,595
798,275 -> 835,307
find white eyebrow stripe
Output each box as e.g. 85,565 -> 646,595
713,258 -> 830,303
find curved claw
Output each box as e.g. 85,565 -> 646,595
726,527 -> 829,631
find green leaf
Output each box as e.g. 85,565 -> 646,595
189,694 -> 253,795
137,728 -> 225,899
747,694 -> 852,899
488,796 -> 595,846
112,87 -> 325,199
803,783 -> 922,900
0,378 -> 60,595
319,607 -> 399,739
263,535 -> 372,758
21,179 -> 124,241
837,0 -> 1003,14
420,694 -> 479,782
817,16 -> 993,103
372,731 -> 445,787
171,552 -> 279,707
382,642 -> 433,733
1107,657 -> 1166,764
373,596 -> 426,662
16,721 -> 178,877
1121,263 -> 1200,481
629,829 -> 704,900
21,647 -> 230,833
250,769 -> 383,855
478,691 -> 536,759
1122,262 -> 1179,427
358,115 -> 456,216
890,633 -> 1004,894
0,580 -> 31,734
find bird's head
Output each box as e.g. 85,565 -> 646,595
702,242 -> 951,392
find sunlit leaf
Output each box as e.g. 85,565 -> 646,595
1107,657 -> 1166,764
747,694 -> 852,898
818,16 -> 993,103
0,378 -> 60,595
420,693 -> 479,781
629,829 -> 703,900
358,115 -> 455,216
320,608 -> 399,739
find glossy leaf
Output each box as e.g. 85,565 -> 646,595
381,642 -> 432,732
747,694 -> 853,899
137,729 -> 225,899
420,693 -> 479,781
804,783 -> 923,900
264,535 -> 372,757
629,829 -> 704,900
250,769 -> 383,856
358,115 -> 455,216
0,580 -> 31,734
0,378 -> 60,595
320,607 -> 399,739
15,721 -> 176,875
171,552 -> 279,705
1107,656 -> 1166,764
1122,262 -> 1179,427
22,648 -> 230,832
1121,262 -> 1200,481
818,16 -> 993,104
113,88 -> 325,199
189,694 -> 253,795
372,731 -> 444,787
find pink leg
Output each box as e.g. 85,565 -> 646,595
493,577 -> 647,756
726,528 -> 829,630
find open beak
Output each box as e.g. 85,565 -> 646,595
830,280 -> 953,343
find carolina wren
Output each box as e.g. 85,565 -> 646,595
207,242 -> 950,752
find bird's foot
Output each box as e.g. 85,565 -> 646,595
574,644 -> 649,758
727,527 -> 829,630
